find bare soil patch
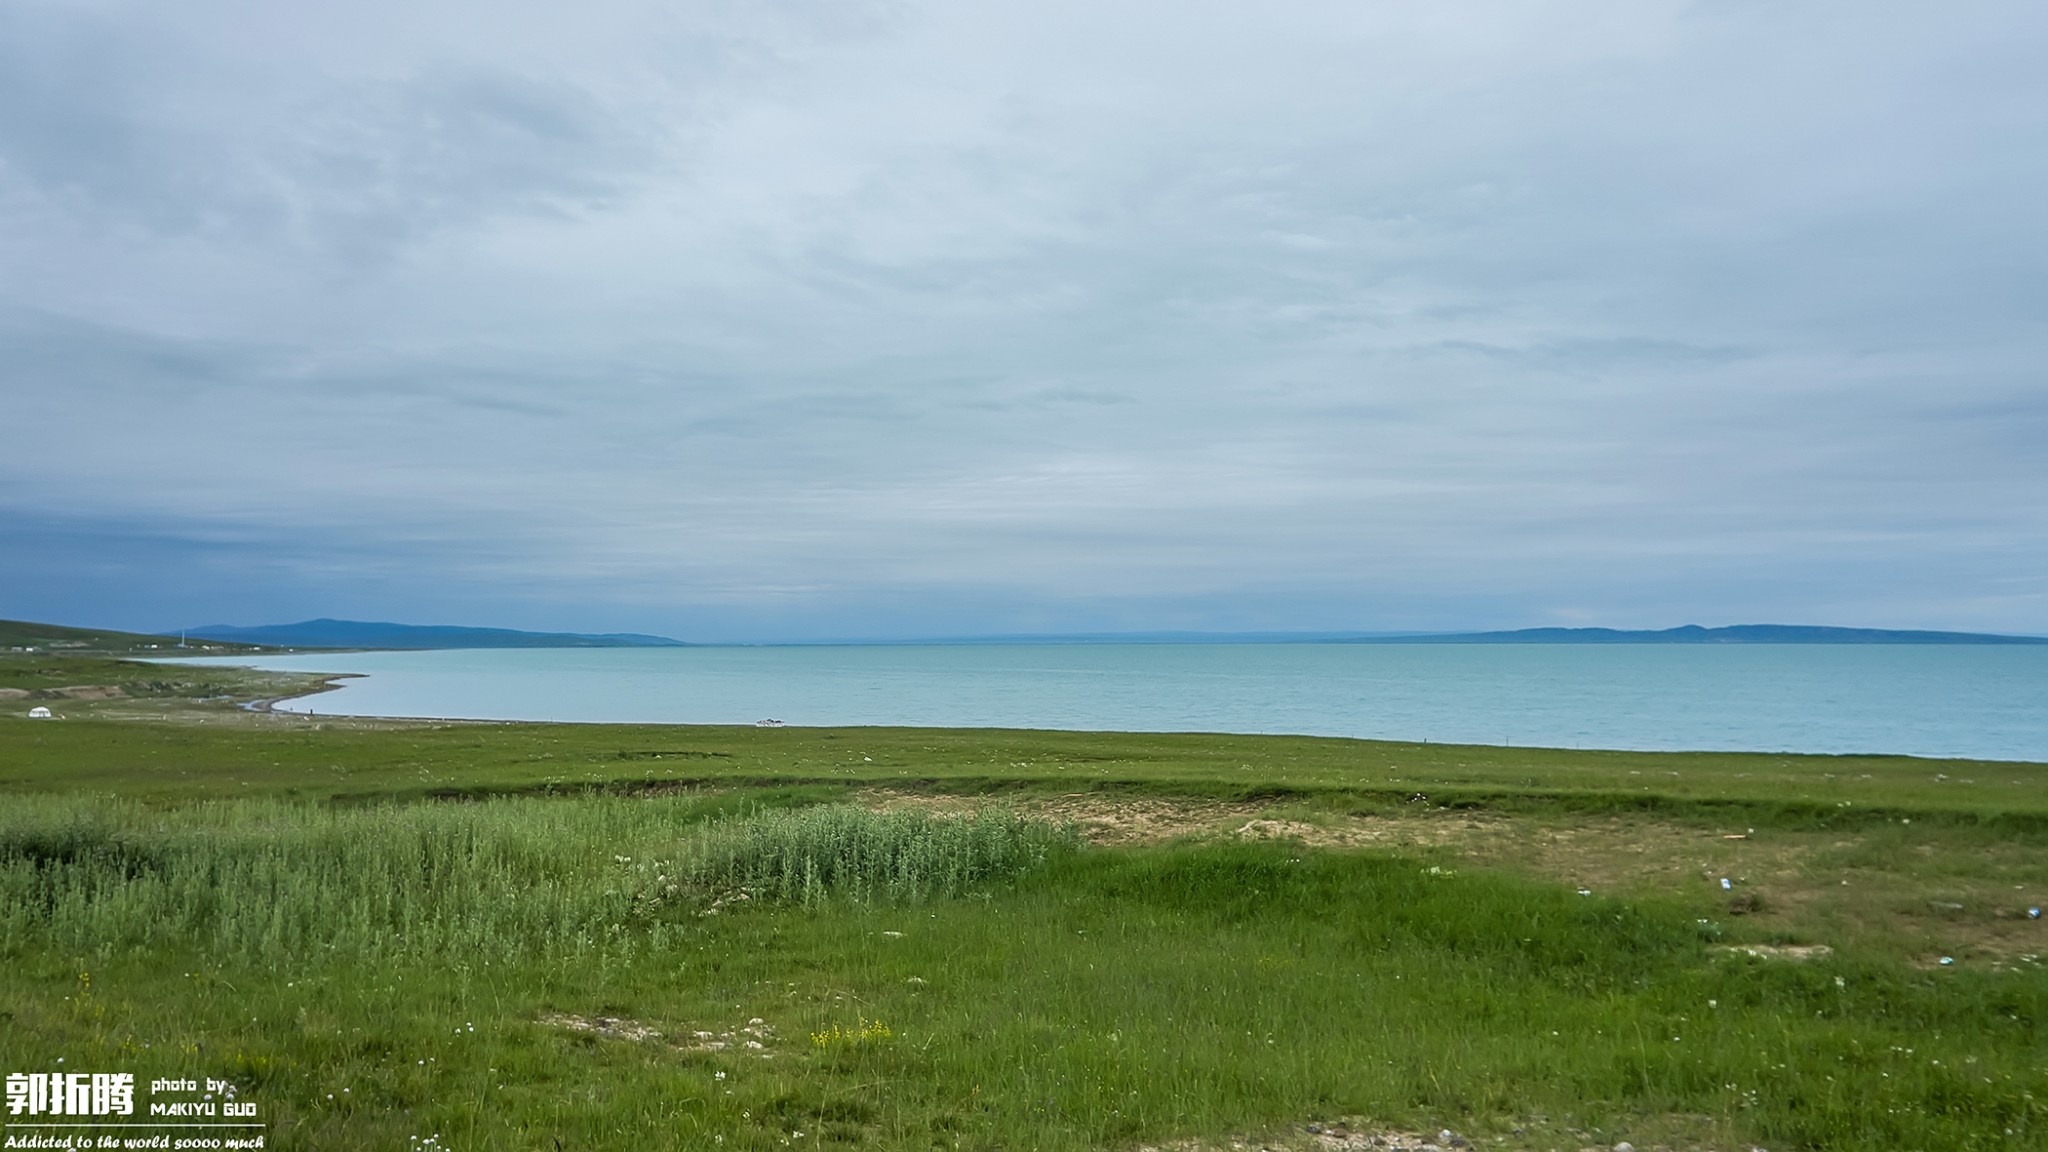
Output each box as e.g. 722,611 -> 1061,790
540,1012 -> 665,1043
540,1012 -> 779,1055
857,789 -> 1500,849
856,788 -> 2048,964
861,788 -> 1252,844
1138,1117 -> 1722,1152
1714,943 -> 1833,962
39,684 -> 126,700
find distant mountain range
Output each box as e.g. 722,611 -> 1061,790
1340,624 -> 2048,645
904,624 -> 2048,645
888,630 -> 1421,645
161,619 -> 2048,651
182,619 -> 689,650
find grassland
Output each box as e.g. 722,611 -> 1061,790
0,616 -> 268,657
2,645 -> 2046,1151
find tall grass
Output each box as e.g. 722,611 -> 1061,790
1,794 -> 652,965
0,795 -> 1073,964
2,793 -> 2043,1150
680,804 -> 1076,905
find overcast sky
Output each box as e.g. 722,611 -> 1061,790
3,0 -> 2045,641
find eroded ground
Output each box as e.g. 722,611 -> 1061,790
859,788 -> 2048,966
1140,1118 -> 1729,1152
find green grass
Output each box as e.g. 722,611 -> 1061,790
8,708 -> 2047,832
0,656 -> 271,698
682,804 -> 1079,905
0,617 -> 266,656
2,794 -> 2044,1150
5,648 -> 2048,1149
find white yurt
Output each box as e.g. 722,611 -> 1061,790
28,706 -> 53,719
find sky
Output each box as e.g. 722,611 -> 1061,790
2,0 -> 2045,643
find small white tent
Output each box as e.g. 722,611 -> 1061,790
28,706 -> 53,719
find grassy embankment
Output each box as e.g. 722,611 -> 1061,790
2,636 -> 2045,1150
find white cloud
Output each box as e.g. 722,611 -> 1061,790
2,0 -> 2046,637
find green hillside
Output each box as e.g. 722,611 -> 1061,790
0,617 -> 266,655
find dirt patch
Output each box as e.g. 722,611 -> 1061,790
539,1012 -> 779,1055
1714,943 -> 1833,962
857,790 -> 1500,849
39,684 -> 125,700
678,1017 -> 777,1054
858,792 -> 1766,890
857,790 -> 982,816
1139,1125 -> 1461,1152
1466,816 -> 1811,898
1140,1128 -> 1455,1151
1229,817 -> 1498,850
1051,797 -> 1261,845
860,789 -> 1254,844
540,1012 -> 664,1042
1140,1118 -> 1702,1152
859,788 -> 2044,965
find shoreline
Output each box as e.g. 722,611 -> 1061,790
167,645 -> 2048,765
239,671 -> 361,714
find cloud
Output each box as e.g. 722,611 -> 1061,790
1,0 -> 2045,638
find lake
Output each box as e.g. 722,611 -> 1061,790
175,643 -> 2048,762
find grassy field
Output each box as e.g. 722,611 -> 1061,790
3,645 -> 2046,1151
0,616 -> 269,657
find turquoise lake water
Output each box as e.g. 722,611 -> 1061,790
179,643 -> 2048,762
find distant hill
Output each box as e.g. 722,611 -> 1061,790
1343,624 -> 2048,645
874,624 -> 2048,646
183,619 -> 689,650
888,631 -> 1421,645
0,618 -> 266,655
